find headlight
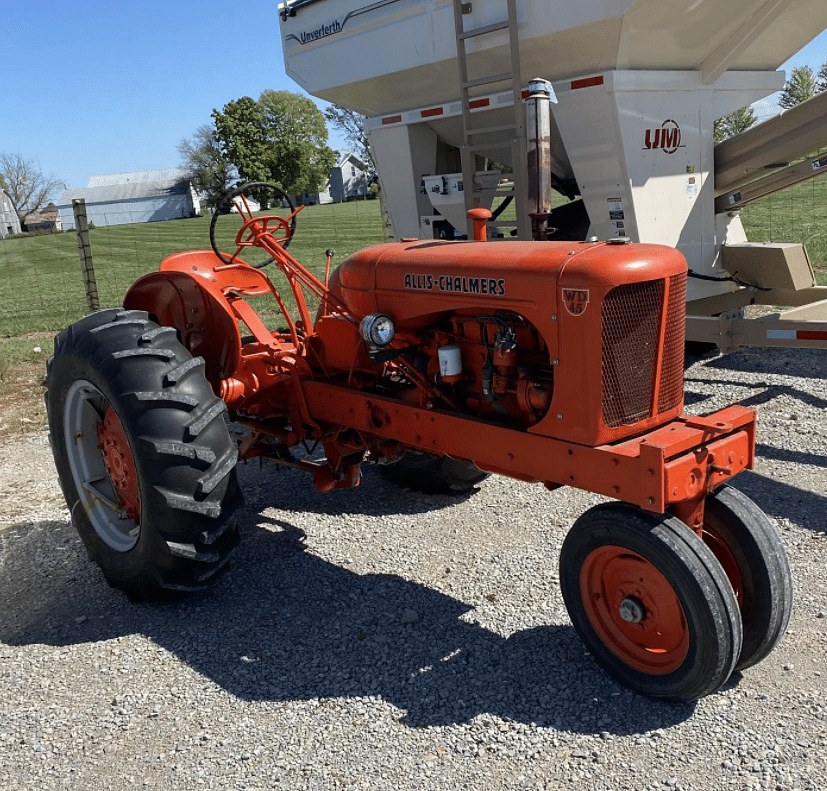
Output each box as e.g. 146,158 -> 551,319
360,314 -> 395,346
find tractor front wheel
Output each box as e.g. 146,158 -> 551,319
47,309 -> 242,600
559,503 -> 742,702
700,485 -> 792,672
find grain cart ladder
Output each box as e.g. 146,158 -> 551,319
452,0 -> 529,240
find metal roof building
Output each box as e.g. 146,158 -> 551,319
56,169 -> 201,229
1,190 -> 22,238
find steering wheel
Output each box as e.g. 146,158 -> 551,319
210,182 -> 299,268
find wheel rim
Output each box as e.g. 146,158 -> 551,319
580,545 -> 690,674
64,380 -> 140,552
98,407 -> 141,524
702,526 -> 744,608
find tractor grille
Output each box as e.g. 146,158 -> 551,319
601,275 -> 685,428
657,274 -> 686,414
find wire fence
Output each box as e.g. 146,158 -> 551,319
0,199 -> 387,338
739,175 -> 827,270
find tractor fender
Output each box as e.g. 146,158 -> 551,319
123,253 -> 243,389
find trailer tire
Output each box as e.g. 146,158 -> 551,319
47,309 -> 242,600
559,503 -> 742,702
378,451 -> 488,495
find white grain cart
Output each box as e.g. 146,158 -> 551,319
279,0 -> 827,352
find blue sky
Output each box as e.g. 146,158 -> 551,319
3,2 -> 827,194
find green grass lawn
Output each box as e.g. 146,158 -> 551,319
739,174 -> 827,281
0,199 -> 386,337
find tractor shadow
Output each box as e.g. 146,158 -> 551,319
0,506 -> 698,736
11,344 -> 826,734
238,450 -> 827,537
234,455 -> 483,517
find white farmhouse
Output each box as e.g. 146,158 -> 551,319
303,151 -> 372,204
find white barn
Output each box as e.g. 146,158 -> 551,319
56,169 -> 200,229
1,190 -> 21,238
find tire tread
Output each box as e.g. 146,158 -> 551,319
46,309 -> 241,600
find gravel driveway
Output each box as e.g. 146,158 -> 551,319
1,348 -> 826,791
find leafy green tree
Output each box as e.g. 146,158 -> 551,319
0,153 -> 63,225
178,124 -> 236,211
0,172 -> 7,191
212,91 -> 335,199
779,65 -> 818,109
212,96 -> 270,186
818,61 -> 827,93
713,106 -> 757,144
323,105 -> 373,168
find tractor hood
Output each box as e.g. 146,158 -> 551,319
330,238 -> 686,331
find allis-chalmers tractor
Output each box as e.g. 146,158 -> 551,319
47,184 -> 792,702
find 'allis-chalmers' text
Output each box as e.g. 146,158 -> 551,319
404,273 -> 506,296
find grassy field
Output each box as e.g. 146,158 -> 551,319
0,199 -> 387,338
2,182 -> 826,338
0,199 -> 387,437
739,174 -> 827,272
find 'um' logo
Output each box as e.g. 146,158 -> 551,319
643,119 -> 683,154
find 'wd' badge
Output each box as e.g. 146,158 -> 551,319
562,288 -> 589,316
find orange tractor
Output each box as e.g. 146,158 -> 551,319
47,184 -> 791,702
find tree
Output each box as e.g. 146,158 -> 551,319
713,106 -> 757,144
0,153 -> 63,225
323,105 -> 373,168
178,124 -> 236,211
212,96 -> 270,187
818,61 -> 827,93
212,91 -> 335,199
779,65 -> 818,109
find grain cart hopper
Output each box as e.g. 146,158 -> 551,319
47,183 -> 791,702
278,0 -> 827,353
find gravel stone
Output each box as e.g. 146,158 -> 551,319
2,347 -> 827,790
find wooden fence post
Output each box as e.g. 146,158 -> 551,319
73,198 -> 100,312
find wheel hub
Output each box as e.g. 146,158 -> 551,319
97,408 -> 141,522
580,545 -> 690,674
618,596 -> 646,624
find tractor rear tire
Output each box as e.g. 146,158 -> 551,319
378,451 -> 488,495
559,503 -> 742,702
46,309 -> 242,600
701,485 -> 792,672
